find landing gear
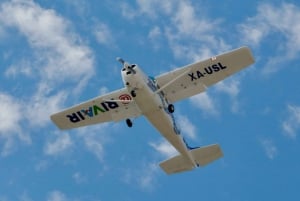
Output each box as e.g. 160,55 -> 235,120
126,119 -> 133,128
130,90 -> 136,97
168,104 -> 175,113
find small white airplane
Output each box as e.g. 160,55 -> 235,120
51,46 -> 254,174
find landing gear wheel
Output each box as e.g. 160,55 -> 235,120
126,119 -> 133,128
168,104 -> 175,113
130,90 -> 136,97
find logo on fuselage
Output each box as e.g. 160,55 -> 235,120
119,94 -> 132,104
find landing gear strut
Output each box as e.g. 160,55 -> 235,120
126,119 -> 133,127
168,104 -> 175,113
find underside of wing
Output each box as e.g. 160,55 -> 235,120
155,46 -> 255,103
51,88 -> 141,130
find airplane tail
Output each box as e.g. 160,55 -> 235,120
159,144 -> 223,175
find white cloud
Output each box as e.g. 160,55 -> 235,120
35,160 -> 49,172
64,0 -> 90,17
83,134 -> 104,161
76,124 -> 111,162
172,1 -> 215,39
149,140 -> 178,158
0,93 -> 22,135
148,26 -> 161,40
282,105 -> 300,139
122,161 -> 160,191
19,192 -> 33,201
0,0 -> 94,88
120,2 -> 138,20
121,0 -> 229,61
138,162 -> 159,191
94,22 -> 115,47
239,19 -> 270,47
240,3 -> 300,74
120,0 -> 174,20
99,86 -> 109,95
260,138 -> 278,160
0,0 -> 96,137
72,172 -> 87,184
0,93 -> 31,156
44,133 -> 73,156
165,1 -> 230,61
177,115 -> 196,140
215,79 -> 240,98
190,92 -> 219,116
215,78 -> 242,113
0,0 -> 93,80
5,60 -> 33,78
26,90 -> 67,127
136,0 -> 174,18
47,191 -> 68,201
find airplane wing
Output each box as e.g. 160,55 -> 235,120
51,88 -> 141,130
155,46 -> 255,103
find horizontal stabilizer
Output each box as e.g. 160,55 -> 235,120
191,144 -> 223,166
159,144 -> 223,175
160,154 -> 195,174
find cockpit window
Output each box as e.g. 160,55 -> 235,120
149,76 -> 156,83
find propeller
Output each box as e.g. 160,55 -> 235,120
116,57 -> 136,74
116,57 -> 125,65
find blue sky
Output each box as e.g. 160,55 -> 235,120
1,0 -> 300,200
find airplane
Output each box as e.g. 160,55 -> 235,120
51,46 -> 255,174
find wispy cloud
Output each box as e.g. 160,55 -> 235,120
47,191 -> 68,201
282,105 -> 300,139
0,93 -> 22,135
177,115 -> 197,140
0,93 -> 31,156
121,0 -> 229,62
121,0 -> 174,19
72,172 -> 87,184
44,132 -> 73,156
259,138 -> 278,160
0,0 -> 95,155
190,92 -> 219,117
26,90 -> 67,127
0,0 -> 94,86
94,22 -> 116,47
122,160 -> 160,191
240,3 -> 300,74
215,79 -> 240,98
76,124 -> 112,162
164,1 -> 229,61
215,78 -> 242,113
19,191 -> 33,201
149,140 -> 178,158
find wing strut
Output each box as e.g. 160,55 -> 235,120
154,69 -> 190,95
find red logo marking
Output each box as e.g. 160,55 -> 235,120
119,94 -> 132,104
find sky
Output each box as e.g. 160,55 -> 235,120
0,0 -> 300,200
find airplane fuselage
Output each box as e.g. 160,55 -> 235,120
121,64 -> 196,167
